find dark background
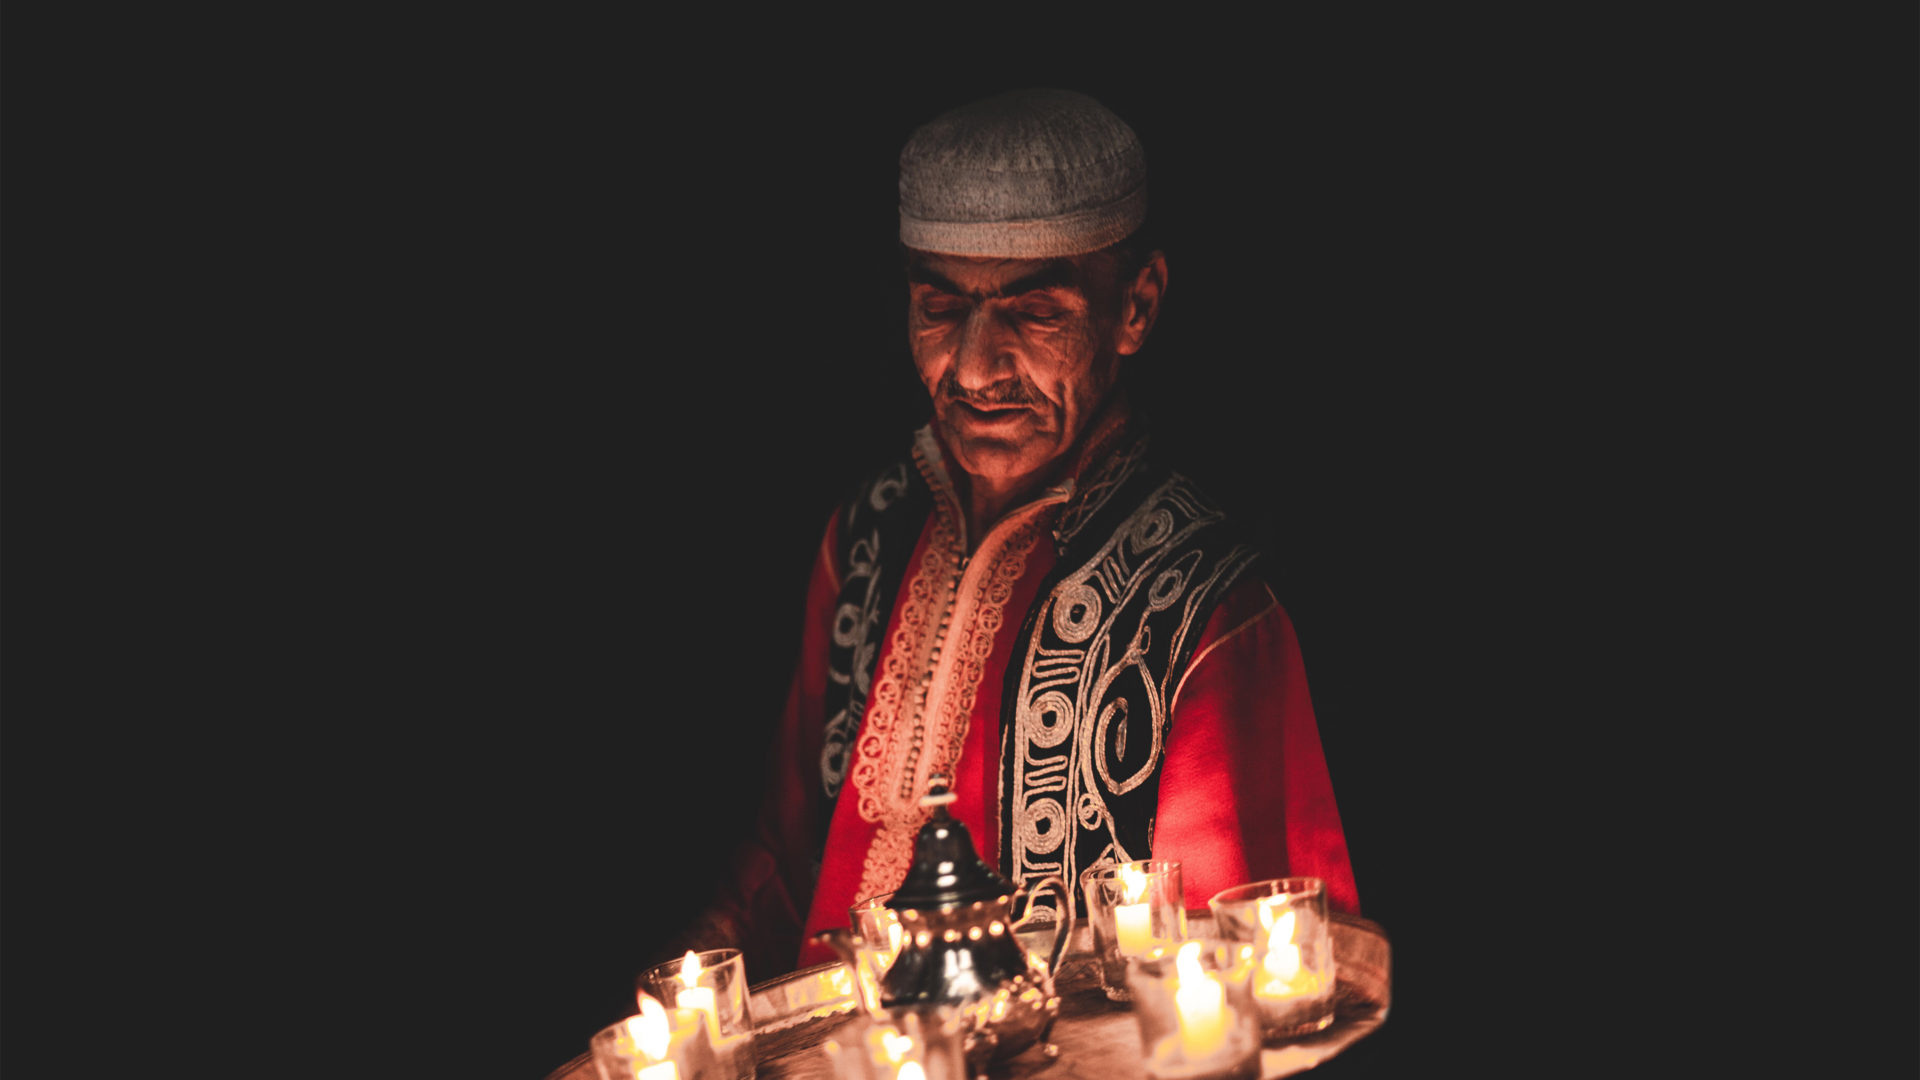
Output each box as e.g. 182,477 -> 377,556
5,14 -> 1915,1080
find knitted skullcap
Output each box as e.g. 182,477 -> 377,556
899,88 -> 1147,259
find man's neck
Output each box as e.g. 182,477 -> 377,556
963,475 -> 1042,548
956,390 -> 1132,549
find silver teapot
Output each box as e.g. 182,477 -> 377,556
815,789 -> 1074,1067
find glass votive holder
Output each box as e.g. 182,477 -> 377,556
638,949 -> 756,1080
820,1004 -> 969,1080
1081,859 -> 1186,1001
1124,940 -> 1262,1080
849,892 -> 904,1011
1207,877 -> 1336,1039
590,996 -> 721,1080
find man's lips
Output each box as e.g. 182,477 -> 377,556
951,399 -> 1034,424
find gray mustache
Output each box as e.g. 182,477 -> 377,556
939,371 -> 1041,407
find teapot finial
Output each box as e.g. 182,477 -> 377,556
888,774 -> 1006,909
919,773 -> 958,812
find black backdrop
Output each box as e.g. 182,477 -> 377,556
272,38 -> 1916,1079
316,58 -> 1532,1076
6,17 -> 1915,1080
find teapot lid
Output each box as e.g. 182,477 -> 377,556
887,779 -> 1011,908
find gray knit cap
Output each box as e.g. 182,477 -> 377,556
898,88 -> 1147,259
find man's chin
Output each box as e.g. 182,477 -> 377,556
938,421 -> 1060,489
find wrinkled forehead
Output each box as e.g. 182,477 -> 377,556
904,248 -> 1115,299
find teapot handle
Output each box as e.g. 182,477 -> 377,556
1010,874 -> 1076,976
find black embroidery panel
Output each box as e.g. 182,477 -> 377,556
818,457 -> 932,853
999,464 -> 1259,917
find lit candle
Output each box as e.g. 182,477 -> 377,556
627,995 -> 678,1080
1255,900 -> 1323,1001
675,950 -> 722,1044
878,1028 -> 915,1063
1115,864 -> 1157,955
597,992 -> 720,1080
1170,941 -> 1230,1061
874,1024 -> 924,1080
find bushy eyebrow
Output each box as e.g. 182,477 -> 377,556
907,260 -> 1079,299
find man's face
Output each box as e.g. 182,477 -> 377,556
907,250 -> 1135,498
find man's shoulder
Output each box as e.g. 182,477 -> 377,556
1058,436 -> 1248,556
1120,445 -> 1297,622
835,435 -> 926,519
821,430 -> 936,565
1054,437 -> 1287,614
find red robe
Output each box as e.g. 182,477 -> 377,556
712,426 -> 1358,977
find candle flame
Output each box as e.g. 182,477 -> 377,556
1264,939 -> 1301,983
1174,939 -> 1204,984
1170,940 -> 1229,1061
1258,899 -> 1302,983
879,1029 -> 915,1063
1119,863 -> 1148,904
898,1063 -> 926,1080
678,950 -> 702,988
1257,898 -> 1297,943
628,993 -> 671,1059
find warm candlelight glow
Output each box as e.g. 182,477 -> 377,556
1171,941 -> 1229,1061
1255,897 -> 1321,1001
879,1028 -> 915,1062
623,995 -> 678,1080
828,1014 -> 955,1080
1115,864 -> 1157,955
629,994 -> 672,1059
865,1023 -> 924,1080
1259,902 -> 1301,982
1116,903 -> 1154,955
673,951 -> 722,1047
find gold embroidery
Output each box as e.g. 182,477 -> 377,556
857,816 -> 925,913
849,456 -> 1058,902
931,518 -> 1042,780
848,504 -> 958,827
1007,475 -> 1256,893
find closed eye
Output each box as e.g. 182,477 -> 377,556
915,291 -> 967,320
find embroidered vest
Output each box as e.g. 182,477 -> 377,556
817,431 -> 1259,912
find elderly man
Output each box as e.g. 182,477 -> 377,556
688,88 -> 1357,976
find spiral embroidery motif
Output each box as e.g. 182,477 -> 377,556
1005,475 -> 1259,901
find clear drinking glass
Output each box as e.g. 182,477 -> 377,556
1080,859 -> 1186,1001
1124,939 -> 1263,1080
1207,877 -> 1336,1039
820,1004 -> 969,1080
590,999 -> 721,1080
849,892 -> 904,1011
637,948 -> 757,1080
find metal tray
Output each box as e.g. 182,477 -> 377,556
547,910 -> 1389,1080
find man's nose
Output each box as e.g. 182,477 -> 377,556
952,306 -> 1015,389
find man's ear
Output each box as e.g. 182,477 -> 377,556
1114,251 -> 1169,356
